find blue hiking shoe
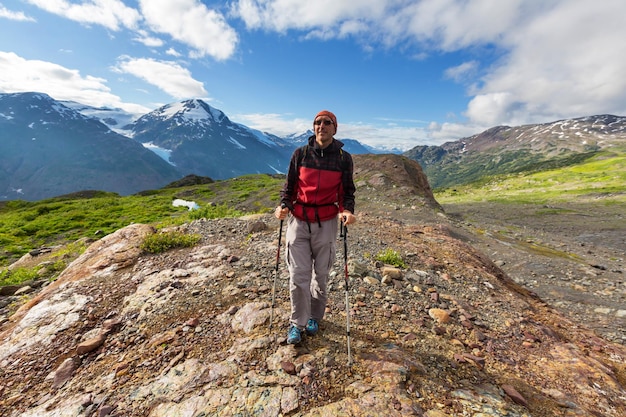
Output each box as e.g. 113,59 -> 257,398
287,325 -> 303,345
305,318 -> 319,336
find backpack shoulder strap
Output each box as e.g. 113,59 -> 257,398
297,144 -> 308,167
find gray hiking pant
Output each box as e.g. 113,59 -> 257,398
286,215 -> 338,329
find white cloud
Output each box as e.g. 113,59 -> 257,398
232,0 -> 626,130
392,0 -> 525,50
113,57 -> 207,99
468,0 -> 626,125
0,5 -> 36,21
341,123 -> 431,151
465,92 -> 517,127
26,0 -> 141,31
231,0 -> 519,47
25,0 -> 237,61
445,61 -> 478,83
427,121 -> 486,144
133,30 -> 164,48
233,112 -> 447,151
166,48 -> 182,58
0,51 -> 149,114
233,0 -> 385,34
233,112 -> 312,136
139,0 -> 238,60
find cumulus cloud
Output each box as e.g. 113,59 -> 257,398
232,0 -> 626,131
427,121 -> 489,144
113,57 -> 207,99
26,0 -> 141,31
233,0 -> 385,35
133,30 -> 164,48
25,0 -> 238,61
445,61 -> 479,83
165,48 -> 182,58
0,51 -> 148,114
234,112 -> 435,151
466,0 -> 626,125
391,0 -> 525,51
0,5 -> 36,21
139,0 -> 238,60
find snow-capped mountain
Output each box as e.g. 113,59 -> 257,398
3,92 -> 623,201
60,100 -> 139,134
124,99 -> 293,179
272,130 -> 383,154
1,92 -> 381,200
65,99 -> 383,164
122,100 -> 379,180
0,92 -> 181,201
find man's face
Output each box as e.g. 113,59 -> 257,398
314,117 -> 335,147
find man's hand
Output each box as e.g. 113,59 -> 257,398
275,205 -> 289,220
341,211 -> 356,225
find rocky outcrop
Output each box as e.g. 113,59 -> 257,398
0,214 -> 624,416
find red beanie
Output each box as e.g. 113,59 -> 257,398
314,110 -> 337,133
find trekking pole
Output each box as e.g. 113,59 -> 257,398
269,204 -> 285,331
340,219 -> 353,367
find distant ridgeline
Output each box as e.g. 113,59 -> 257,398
2,92 -> 623,199
403,115 -> 626,189
0,92 -> 376,201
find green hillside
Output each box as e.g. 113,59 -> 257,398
0,174 -> 283,267
434,150 -> 626,204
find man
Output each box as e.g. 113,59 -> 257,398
274,110 -> 356,344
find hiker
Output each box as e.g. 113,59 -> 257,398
274,110 -> 356,344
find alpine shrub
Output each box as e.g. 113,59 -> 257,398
141,231 -> 200,254
375,248 -> 407,268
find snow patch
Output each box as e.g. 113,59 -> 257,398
173,199 -> 199,211
267,164 -> 283,174
238,124 -> 275,147
228,137 -> 246,149
162,102 -> 204,121
143,142 -> 175,166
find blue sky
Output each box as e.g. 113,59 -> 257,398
1,0 -> 625,151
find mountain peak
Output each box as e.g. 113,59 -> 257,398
0,92 -> 181,200
0,91 -> 89,124
152,99 -> 227,125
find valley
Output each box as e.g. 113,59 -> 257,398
442,200 -> 625,345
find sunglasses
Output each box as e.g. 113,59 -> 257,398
314,119 -> 334,126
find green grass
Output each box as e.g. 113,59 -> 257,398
375,248 -> 407,268
0,239 -> 88,286
141,231 -> 201,254
0,174 -> 284,267
0,267 -> 40,286
435,151 -> 626,205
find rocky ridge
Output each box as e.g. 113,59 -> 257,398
0,155 -> 625,416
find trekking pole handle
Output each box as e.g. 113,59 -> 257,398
340,215 -> 348,237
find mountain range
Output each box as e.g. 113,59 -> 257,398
0,93 -> 375,201
1,92 -> 624,201
405,115 -> 626,189
0,93 -> 181,201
